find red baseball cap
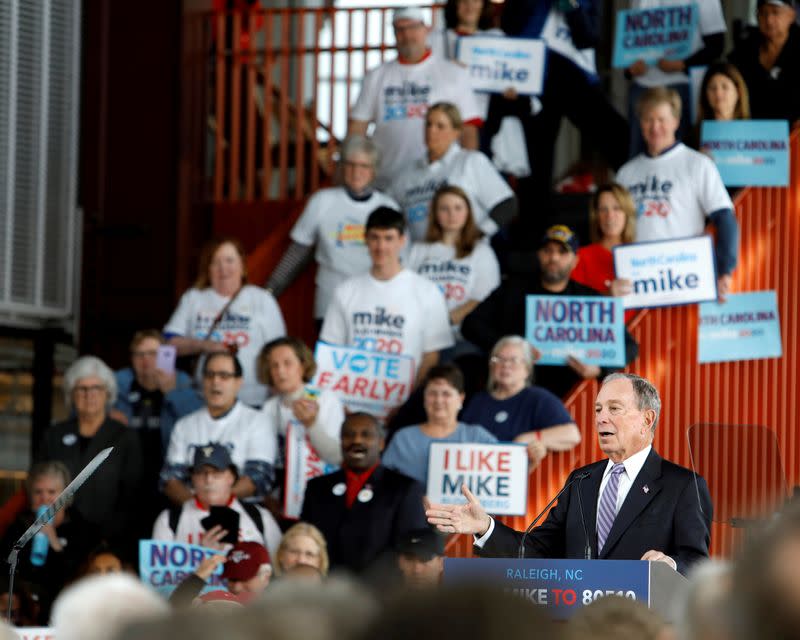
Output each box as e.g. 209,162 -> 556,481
222,541 -> 271,582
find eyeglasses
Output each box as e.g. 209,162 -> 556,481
343,160 -> 373,171
490,356 -> 525,366
203,370 -> 237,381
74,385 -> 106,395
131,350 -> 158,359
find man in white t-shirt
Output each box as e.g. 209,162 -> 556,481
320,207 -> 454,386
152,443 -> 281,559
160,352 -> 276,506
348,7 -> 482,190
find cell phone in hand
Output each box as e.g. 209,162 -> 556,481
200,506 -> 240,545
156,344 -> 177,374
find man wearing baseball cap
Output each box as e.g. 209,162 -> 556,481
152,443 -> 281,558
348,6 -> 482,189
729,0 -> 799,125
462,224 -> 639,398
396,528 -> 445,588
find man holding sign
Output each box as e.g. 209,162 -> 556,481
301,413 -> 428,577
427,373 -> 712,576
462,225 -> 638,399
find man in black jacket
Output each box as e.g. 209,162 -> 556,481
462,224 -> 638,398
301,412 -> 428,578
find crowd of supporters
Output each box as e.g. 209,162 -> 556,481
0,0 -> 798,635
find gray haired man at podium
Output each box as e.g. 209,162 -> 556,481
426,373 -> 712,575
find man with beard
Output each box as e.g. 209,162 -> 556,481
348,7 -> 482,189
462,225 -> 639,398
300,412 -> 429,578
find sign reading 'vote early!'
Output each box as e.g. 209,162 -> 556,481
612,3 -> 698,68
525,295 -> 626,367
313,342 -> 414,417
613,236 -> 717,309
456,35 -> 546,95
427,443 -> 528,516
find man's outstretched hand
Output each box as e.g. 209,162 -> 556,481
426,485 -> 492,537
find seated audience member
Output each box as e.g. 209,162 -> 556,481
407,185 -> 501,357
160,352 -> 276,506
257,337 -> 344,509
320,206 -> 453,387
36,356 -> 142,552
565,594 -> 667,640
461,336 -> 580,470
382,364 -> 496,486
730,503 -> 800,640
0,462 -> 85,623
692,62 -> 751,145
169,541 -> 272,608
114,329 -> 203,534
273,522 -> 329,578
78,543 -> 126,576
462,225 -> 639,399
625,0 -> 726,156
153,443 -> 281,558
396,528 -> 445,588
569,183 -> 636,323
677,559 -> 733,640
0,578 -> 38,628
389,103 -> 517,242
616,87 -> 739,300
301,413 -> 427,576
729,0 -> 800,126
266,135 -> 399,326
348,8 -> 481,190
51,573 -> 169,640
164,236 -> 286,407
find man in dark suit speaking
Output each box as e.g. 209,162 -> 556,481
426,373 -> 712,575
301,412 -> 428,576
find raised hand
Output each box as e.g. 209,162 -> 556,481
426,484 -> 492,537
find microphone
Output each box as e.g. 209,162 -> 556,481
517,471 -> 591,560
576,472 -> 592,559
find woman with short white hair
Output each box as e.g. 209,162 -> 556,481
37,355 -> 142,552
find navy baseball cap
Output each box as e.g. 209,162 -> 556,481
191,443 -> 238,476
397,528 -> 446,561
539,224 -> 579,253
757,0 -> 796,7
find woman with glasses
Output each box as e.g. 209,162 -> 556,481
266,135 -> 399,329
461,336 -> 580,470
164,236 -> 286,407
273,522 -> 329,577
36,356 -> 143,554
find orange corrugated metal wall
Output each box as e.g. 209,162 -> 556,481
448,132 -> 800,559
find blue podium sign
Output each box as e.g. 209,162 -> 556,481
444,558 -> 650,619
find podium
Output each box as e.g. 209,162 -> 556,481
443,558 -> 687,621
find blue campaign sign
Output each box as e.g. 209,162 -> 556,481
612,4 -> 698,68
698,291 -> 783,364
444,558 -> 650,619
700,120 -> 790,187
139,539 -> 226,597
525,295 -> 625,367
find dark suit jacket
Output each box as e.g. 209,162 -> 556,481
480,449 -> 712,575
301,465 -> 428,575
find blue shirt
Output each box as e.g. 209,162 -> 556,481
461,386 -> 573,442
382,422 -> 497,486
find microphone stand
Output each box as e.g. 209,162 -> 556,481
518,472 -> 591,560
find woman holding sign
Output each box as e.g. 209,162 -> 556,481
689,63 -> 751,150
570,183 -> 636,324
461,336 -> 580,470
257,337 -> 344,516
382,364 -> 496,486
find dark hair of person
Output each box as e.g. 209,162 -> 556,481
129,329 -> 163,352
194,237 -> 249,289
426,185 -> 484,258
257,336 -> 317,386
444,0 -> 494,31
423,363 -> 465,394
697,62 -> 751,123
366,207 -> 405,235
203,352 -> 243,378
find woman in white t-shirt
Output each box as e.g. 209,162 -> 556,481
257,337 -> 343,516
389,102 -> 517,242
163,237 -> 286,407
408,184 -> 500,357
266,135 -> 398,325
